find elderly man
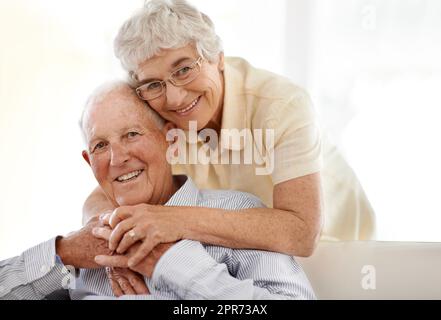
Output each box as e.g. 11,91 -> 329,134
0,82 -> 315,300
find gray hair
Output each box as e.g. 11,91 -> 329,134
79,81 -> 165,144
114,0 -> 223,79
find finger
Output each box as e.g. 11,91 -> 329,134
92,226 -> 112,241
109,219 -> 136,251
128,238 -> 157,268
119,268 -> 149,295
116,226 -> 144,254
106,268 -> 124,297
116,276 -> 136,296
95,255 -> 129,268
99,212 -> 112,226
109,278 -> 124,297
109,207 -> 133,229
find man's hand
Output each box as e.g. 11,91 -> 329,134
97,204 -> 183,267
93,226 -> 175,277
56,218 -> 113,269
106,267 -> 150,297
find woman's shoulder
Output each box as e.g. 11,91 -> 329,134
225,57 -> 315,128
225,56 -> 308,103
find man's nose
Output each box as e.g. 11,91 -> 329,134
110,143 -> 130,166
165,82 -> 187,109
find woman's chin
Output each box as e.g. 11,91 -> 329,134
178,117 -> 212,132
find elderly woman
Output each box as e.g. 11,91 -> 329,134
83,0 -> 375,265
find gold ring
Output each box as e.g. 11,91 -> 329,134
128,230 -> 137,240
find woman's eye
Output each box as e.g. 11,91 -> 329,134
147,82 -> 162,91
176,66 -> 191,77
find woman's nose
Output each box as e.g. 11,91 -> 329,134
165,83 -> 187,109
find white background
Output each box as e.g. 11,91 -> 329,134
1,0 -> 441,259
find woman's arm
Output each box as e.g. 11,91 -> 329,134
82,186 -> 115,226
182,173 -> 323,257
96,172 -> 323,265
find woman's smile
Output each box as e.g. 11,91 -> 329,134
174,96 -> 201,117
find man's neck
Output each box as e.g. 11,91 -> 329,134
156,175 -> 186,205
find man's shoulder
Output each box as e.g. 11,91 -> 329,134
198,189 -> 265,210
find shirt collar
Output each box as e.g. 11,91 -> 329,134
165,175 -> 199,207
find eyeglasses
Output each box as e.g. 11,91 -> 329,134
135,57 -> 204,101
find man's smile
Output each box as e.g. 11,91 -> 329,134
115,169 -> 144,183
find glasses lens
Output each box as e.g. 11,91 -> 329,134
172,62 -> 201,86
137,82 -> 163,100
136,59 -> 202,101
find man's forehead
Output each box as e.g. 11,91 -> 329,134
85,98 -> 144,133
91,87 -> 145,115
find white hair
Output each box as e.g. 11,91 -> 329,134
79,80 -> 165,143
114,0 -> 223,79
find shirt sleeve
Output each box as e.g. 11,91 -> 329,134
231,249 -> 316,300
0,238 -> 67,300
264,90 -> 323,185
81,294 -> 171,300
150,239 -> 306,300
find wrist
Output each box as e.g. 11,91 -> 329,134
55,236 -> 73,266
182,207 -> 222,240
175,207 -> 197,239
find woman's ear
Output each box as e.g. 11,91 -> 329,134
218,52 -> 225,72
82,150 -> 91,166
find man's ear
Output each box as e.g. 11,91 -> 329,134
82,150 -> 91,166
218,52 -> 225,72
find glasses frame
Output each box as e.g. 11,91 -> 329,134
135,56 -> 204,101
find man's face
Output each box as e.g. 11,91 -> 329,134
135,44 -> 225,131
82,88 -> 171,207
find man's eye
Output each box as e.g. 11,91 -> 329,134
127,132 -> 139,138
93,142 -> 106,152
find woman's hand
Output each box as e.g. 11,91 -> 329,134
93,225 -> 176,277
96,204 -> 184,267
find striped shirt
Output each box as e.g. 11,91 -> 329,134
0,176 -> 315,300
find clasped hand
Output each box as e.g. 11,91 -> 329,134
90,204 -> 183,296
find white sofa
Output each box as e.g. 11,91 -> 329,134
297,241 -> 441,300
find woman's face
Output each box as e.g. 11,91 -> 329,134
135,44 -> 224,131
